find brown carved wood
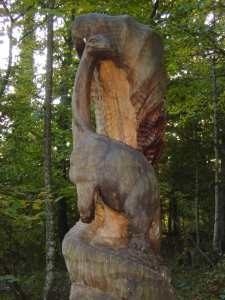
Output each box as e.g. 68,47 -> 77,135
70,14 -> 167,254
72,13 -> 167,165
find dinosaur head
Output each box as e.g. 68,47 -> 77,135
84,34 -> 115,60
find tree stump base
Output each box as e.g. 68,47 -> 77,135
62,206 -> 178,300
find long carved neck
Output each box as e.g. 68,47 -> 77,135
72,50 -> 97,146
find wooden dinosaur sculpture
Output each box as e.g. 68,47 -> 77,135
69,34 -> 160,252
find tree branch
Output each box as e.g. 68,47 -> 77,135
173,221 -> 219,272
150,0 -> 159,19
0,1 -> 38,99
0,26 -> 13,99
17,17 -> 47,43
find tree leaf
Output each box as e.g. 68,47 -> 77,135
32,200 -> 43,210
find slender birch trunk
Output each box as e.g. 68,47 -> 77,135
43,0 -> 55,298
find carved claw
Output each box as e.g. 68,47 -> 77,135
129,235 -> 151,253
80,211 -> 95,223
81,216 -> 93,223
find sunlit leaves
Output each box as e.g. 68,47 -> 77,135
33,199 -> 43,210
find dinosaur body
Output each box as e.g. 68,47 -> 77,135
69,35 -> 160,251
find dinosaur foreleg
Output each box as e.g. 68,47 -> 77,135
76,183 -> 96,223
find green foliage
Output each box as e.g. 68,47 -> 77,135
173,260 -> 225,300
162,237 -> 225,300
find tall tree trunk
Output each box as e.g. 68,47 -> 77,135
219,113 -> 225,252
57,81 -> 70,244
168,193 -> 177,235
212,53 -> 220,252
194,148 -> 200,247
168,197 -> 172,235
43,0 -> 55,299
57,12 -> 75,243
0,3 -> 14,99
173,197 -> 178,234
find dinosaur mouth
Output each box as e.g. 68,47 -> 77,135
98,42 -> 114,52
87,34 -> 115,55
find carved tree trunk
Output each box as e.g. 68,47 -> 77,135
43,0 -> 55,299
63,14 -> 178,300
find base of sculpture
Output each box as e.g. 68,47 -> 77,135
62,205 -> 178,300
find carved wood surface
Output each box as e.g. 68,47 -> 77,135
70,14 -> 167,253
72,13 -> 167,167
63,207 -> 178,300
69,31 -> 161,252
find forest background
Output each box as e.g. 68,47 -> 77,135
0,0 -> 225,299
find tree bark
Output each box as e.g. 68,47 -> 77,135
0,11 -> 13,99
219,113 -> 225,252
194,149 -> 200,247
212,53 -> 220,252
43,0 -> 55,299
56,12 -> 75,243
168,197 -> 172,235
150,0 -> 159,19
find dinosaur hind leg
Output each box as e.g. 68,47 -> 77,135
124,173 -> 159,252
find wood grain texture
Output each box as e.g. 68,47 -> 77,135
70,14 -> 167,253
72,13 -> 167,165
63,215 -> 178,300
69,32 -> 161,253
